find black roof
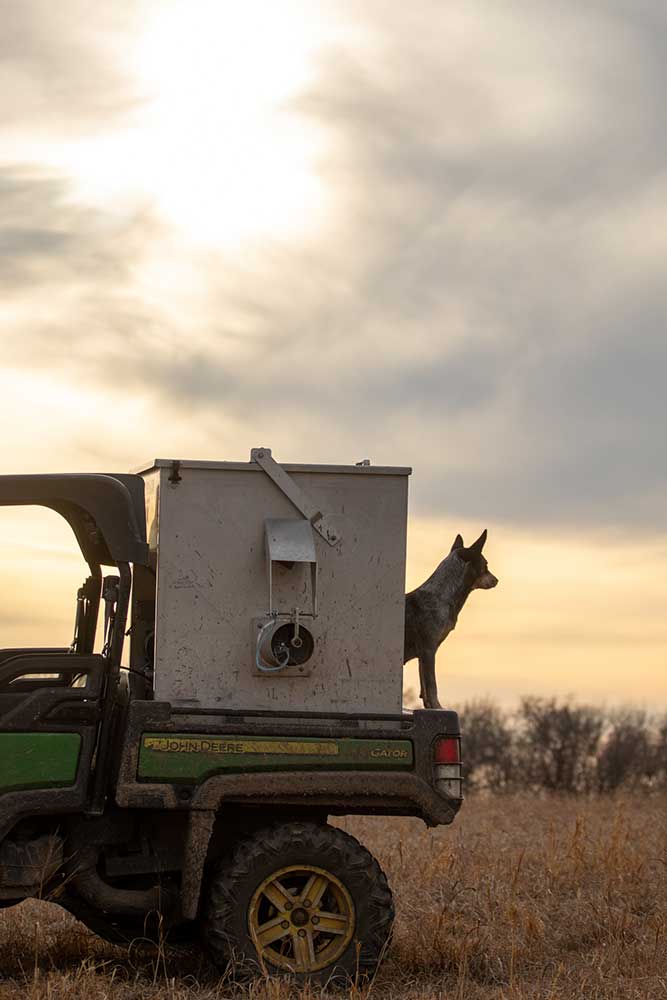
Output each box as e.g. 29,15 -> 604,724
0,474 -> 149,568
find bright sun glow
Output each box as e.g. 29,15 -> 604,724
57,1 -> 331,247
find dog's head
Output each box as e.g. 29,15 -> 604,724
451,529 -> 498,589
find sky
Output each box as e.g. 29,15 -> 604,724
1,0 -> 665,709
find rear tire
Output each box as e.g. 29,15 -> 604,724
203,821 -> 394,986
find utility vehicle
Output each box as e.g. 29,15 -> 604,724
0,450 -> 461,984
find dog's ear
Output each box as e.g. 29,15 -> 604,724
469,529 -> 488,555
450,534 -> 464,552
458,530 -> 488,563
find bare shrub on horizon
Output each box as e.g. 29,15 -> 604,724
458,697 -> 667,793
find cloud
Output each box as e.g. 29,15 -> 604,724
0,1 -> 140,136
1,0 -> 666,533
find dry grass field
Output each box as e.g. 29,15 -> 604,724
0,793 -> 664,1000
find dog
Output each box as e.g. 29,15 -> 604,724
404,529 -> 498,709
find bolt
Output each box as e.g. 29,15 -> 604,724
311,915 -> 320,925
285,901 -> 293,911
281,921 -> 289,930
303,899 -> 311,908
298,929 -> 307,938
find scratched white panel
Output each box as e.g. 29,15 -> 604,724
146,462 -> 409,714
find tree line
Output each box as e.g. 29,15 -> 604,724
457,697 -> 667,792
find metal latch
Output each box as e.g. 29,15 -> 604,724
251,447 -> 341,546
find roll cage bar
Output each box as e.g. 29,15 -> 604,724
0,473 -> 149,814
0,472 -> 148,656
0,473 -> 148,570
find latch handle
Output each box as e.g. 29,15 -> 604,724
251,448 -> 341,547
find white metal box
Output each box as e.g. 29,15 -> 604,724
138,452 -> 410,714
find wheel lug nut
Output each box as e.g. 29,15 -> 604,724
298,929 -> 307,938
281,921 -> 289,929
311,915 -> 319,925
303,899 -> 311,907
285,902 -> 293,911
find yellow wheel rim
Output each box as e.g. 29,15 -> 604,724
248,863 -> 355,974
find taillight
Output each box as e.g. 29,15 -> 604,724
433,736 -> 463,799
433,737 -> 460,764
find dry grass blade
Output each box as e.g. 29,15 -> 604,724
0,792 -> 664,999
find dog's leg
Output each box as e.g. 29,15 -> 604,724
419,650 -> 442,709
418,659 -> 425,704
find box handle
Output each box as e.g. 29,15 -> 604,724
250,448 -> 342,547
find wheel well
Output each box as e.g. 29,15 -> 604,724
206,806 -> 330,865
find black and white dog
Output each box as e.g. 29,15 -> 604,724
404,530 -> 498,709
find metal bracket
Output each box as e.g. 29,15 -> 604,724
265,518 -> 318,617
251,448 -> 341,547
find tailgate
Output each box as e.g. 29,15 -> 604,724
115,703 -> 462,827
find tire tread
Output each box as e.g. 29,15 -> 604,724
203,821 -> 394,982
